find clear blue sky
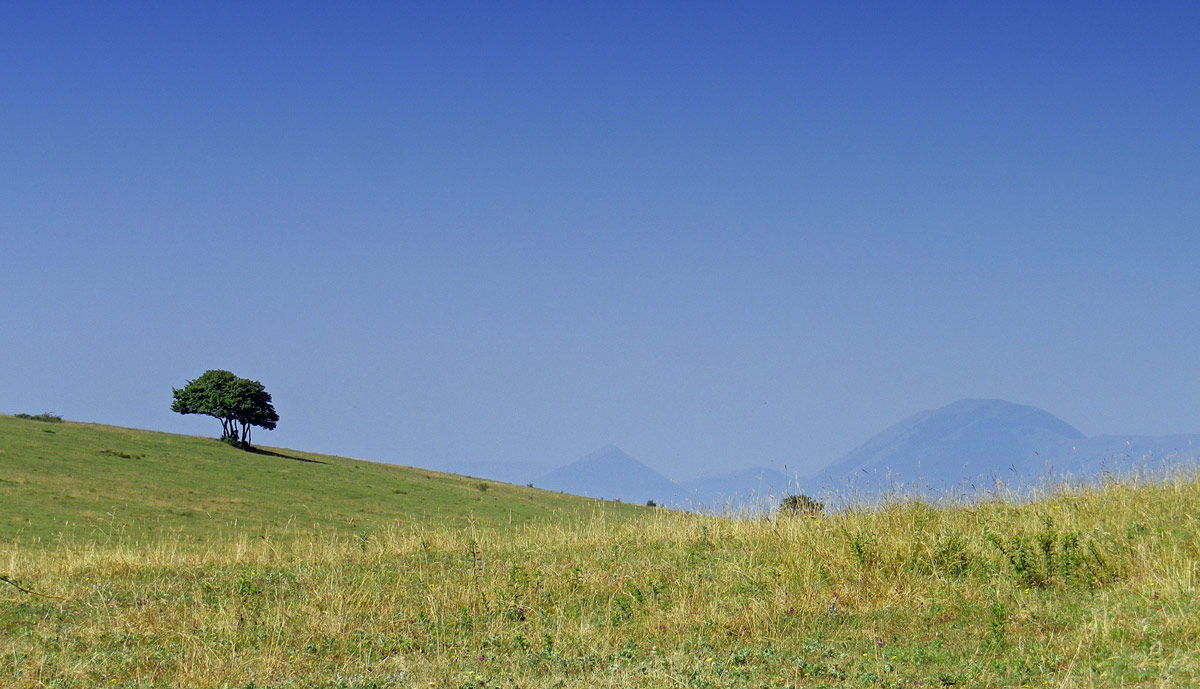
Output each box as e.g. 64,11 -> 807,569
3,2 -> 1198,479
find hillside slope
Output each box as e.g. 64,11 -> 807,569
0,415 -> 642,541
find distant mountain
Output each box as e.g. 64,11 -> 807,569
533,445 -> 695,506
529,400 -> 1200,509
804,399 -> 1200,498
681,467 -> 792,511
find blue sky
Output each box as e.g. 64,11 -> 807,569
2,2 -> 1198,479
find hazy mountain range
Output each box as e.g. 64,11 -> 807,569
530,446 -> 790,509
801,399 -> 1200,498
431,399 -> 1200,509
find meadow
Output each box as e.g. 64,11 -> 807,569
3,415 -> 1199,687
0,415 -> 642,543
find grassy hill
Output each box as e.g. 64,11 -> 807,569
0,414 -> 642,542
4,412 -> 1200,687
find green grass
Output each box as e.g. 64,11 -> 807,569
4,413 -> 1200,687
0,414 -> 642,542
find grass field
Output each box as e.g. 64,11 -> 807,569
0,414 -> 642,542
3,414 -> 1199,687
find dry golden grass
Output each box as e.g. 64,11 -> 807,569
4,473 -> 1200,688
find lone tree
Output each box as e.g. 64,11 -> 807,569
171,369 -> 278,447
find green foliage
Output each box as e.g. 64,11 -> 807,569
13,413 -> 62,423
929,533 -> 972,578
988,599 -> 1008,647
985,515 -> 1116,589
98,449 -> 144,460
777,492 -> 823,518
171,369 -> 279,447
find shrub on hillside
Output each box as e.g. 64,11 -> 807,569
777,493 -> 824,518
14,412 -> 63,423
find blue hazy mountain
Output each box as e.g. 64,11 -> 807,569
804,399 -> 1200,497
680,467 -> 792,511
533,445 -> 697,506
522,400 -> 1200,509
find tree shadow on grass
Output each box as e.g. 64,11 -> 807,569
245,446 -> 326,464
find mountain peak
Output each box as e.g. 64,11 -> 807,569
579,444 -> 635,462
812,399 -> 1086,492
936,399 -> 1084,435
534,446 -> 692,505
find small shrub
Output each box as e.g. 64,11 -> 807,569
99,449 -> 145,460
777,493 -> 823,518
985,516 -> 1116,589
476,482 -> 490,492
847,529 -> 879,568
929,533 -> 972,578
14,412 -> 63,423
646,500 -> 657,507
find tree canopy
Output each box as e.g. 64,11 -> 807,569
171,370 -> 278,447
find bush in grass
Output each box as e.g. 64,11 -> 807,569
14,412 -> 63,423
777,493 -> 824,518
